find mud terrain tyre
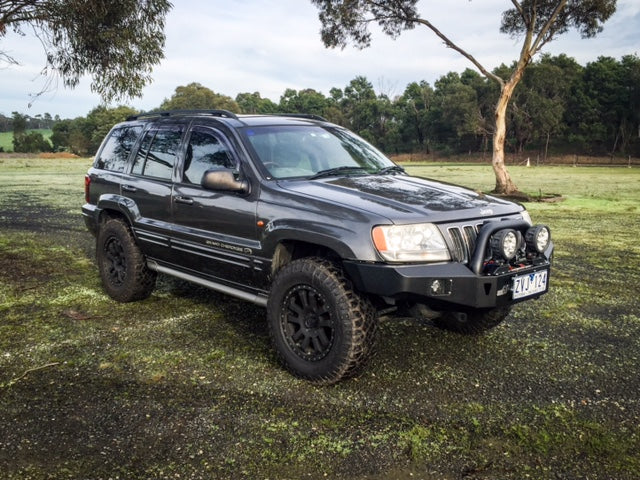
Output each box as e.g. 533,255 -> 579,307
267,257 -> 377,384
96,218 -> 156,302
434,306 -> 512,335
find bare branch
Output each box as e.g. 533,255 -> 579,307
412,17 -> 504,87
514,2 -> 537,71
530,0 -> 568,55
3,362 -> 61,388
0,49 -> 19,65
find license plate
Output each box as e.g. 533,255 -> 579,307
512,270 -> 548,300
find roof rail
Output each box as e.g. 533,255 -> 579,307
273,113 -> 328,122
126,109 -> 239,121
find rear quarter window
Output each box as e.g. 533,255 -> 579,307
95,126 -> 142,172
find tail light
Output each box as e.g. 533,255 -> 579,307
84,175 -> 91,203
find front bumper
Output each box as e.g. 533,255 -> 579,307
344,218 -> 553,310
343,256 -> 551,310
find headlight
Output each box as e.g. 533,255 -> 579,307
372,223 -> 450,262
525,225 -> 551,253
490,229 -> 519,261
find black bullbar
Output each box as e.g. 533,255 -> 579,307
342,219 -> 553,310
470,219 -> 531,274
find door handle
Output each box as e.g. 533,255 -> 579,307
174,196 -> 194,205
122,184 -> 137,193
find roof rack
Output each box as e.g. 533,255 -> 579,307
274,113 -> 328,122
126,109 -> 239,121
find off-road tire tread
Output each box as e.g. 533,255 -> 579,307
97,218 -> 156,303
268,257 -> 377,385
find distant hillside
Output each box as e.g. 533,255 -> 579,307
0,129 -> 53,152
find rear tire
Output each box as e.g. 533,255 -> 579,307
434,306 -> 511,335
96,218 -> 156,302
267,258 -> 377,384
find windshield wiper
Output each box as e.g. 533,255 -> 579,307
309,166 -> 368,179
375,165 -> 406,175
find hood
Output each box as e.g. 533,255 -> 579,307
278,174 -> 521,223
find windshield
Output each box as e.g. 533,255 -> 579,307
241,125 -> 397,179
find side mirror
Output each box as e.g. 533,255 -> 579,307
201,168 -> 249,193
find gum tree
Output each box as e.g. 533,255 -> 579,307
0,0 -> 172,103
310,0 -> 617,194
159,82 -> 240,112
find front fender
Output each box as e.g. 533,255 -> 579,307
260,218 -> 368,260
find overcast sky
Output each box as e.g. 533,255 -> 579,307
1,0 -> 639,119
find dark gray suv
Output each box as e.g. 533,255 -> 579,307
83,110 -> 553,383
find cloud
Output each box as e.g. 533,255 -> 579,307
1,0 -> 637,118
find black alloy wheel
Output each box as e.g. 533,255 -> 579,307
104,235 -> 127,287
280,284 -> 335,362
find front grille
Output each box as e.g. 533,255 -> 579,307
447,224 -> 481,263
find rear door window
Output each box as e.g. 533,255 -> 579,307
131,126 -> 183,180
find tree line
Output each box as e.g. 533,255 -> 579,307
4,53 -> 638,159
2,0 -> 620,193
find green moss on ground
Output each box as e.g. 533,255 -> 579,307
1,159 -> 639,479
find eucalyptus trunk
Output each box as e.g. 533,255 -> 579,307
492,78 -> 520,195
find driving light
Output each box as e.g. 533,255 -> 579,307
490,229 -> 519,261
525,225 -> 551,253
372,223 -> 450,262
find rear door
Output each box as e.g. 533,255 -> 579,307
170,124 -> 261,288
121,123 -> 184,262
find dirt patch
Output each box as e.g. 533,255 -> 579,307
38,152 -> 80,159
491,191 -> 565,203
0,192 -> 84,234
0,152 -> 80,159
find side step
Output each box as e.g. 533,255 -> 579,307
147,261 -> 268,307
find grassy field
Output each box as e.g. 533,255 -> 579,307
1,157 -> 639,479
0,129 -> 53,152
0,131 -> 11,151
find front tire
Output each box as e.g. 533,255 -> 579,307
96,218 -> 156,302
434,306 -> 511,335
267,258 -> 377,384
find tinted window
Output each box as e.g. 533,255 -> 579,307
95,126 -> 142,172
132,130 -> 155,176
131,126 -> 183,180
183,127 -> 235,184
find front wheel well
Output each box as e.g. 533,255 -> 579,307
271,240 -> 341,278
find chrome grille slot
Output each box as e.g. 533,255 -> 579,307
448,227 -> 465,262
447,224 -> 481,263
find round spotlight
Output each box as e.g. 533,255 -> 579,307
525,225 -> 551,253
490,229 -> 518,261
